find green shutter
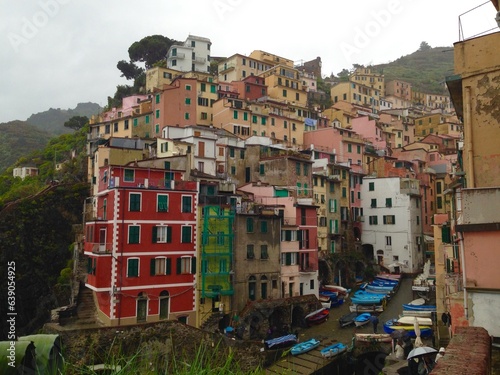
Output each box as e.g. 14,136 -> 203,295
167,227 -> 172,243
442,225 -> 451,243
191,257 -> 196,274
152,226 -> 157,243
150,258 -> 156,276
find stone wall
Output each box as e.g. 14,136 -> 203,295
431,326 -> 491,375
43,320 -> 264,373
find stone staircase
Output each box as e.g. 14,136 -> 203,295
75,285 -> 100,325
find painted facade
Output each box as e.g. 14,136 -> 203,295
167,35 -> 212,73
84,166 -> 198,326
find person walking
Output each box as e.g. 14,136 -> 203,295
370,315 -> 379,333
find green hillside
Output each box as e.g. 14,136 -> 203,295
371,45 -> 455,95
0,121 -> 52,173
26,102 -> 101,135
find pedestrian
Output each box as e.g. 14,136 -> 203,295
435,347 -> 445,362
370,315 -> 379,333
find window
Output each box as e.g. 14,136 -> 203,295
386,198 -> 392,207
181,226 -> 192,243
127,258 -> 139,277
369,182 -> 374,191
182,196 -> 192,213
247,244 -> 255,259
348,144 -> 352,152
342,187 -> 347,198
124,120 -> 129,130
145,115 -> 150,124
153,226 -> 172,243
113,122 -> 118,132
357,145 -> 361,154
369,215 -> 378,225
155,94 -> 160,104
259,164 -> 264,175
296,162 -> 301,175
371,198 -> 376,208
229,148 -> 235,157
233,110 -> 238,119
260,245 -> 269,259
130,193 -> 141,211
383,215 -> 396,224
252,115 -> 257,124
260,220 -> 268,233
157,195 -> 168,212
185,98 -> 191,105
128,225 -> 140,244
177,257 -> 194,274
303,164 -> 309,176
246,217 -> 254,232
185,85 -> 191,91
385,236 -> 392,246
184,112 -> 189,120
124,169 -> 135,182
416,216 -> 420,225
150,257 -> 171,275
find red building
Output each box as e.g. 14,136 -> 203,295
84,165 -> 198,326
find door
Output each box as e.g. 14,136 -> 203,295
137,297 -> 147,323
99,228 -> 106,252
159,291 -> 169,320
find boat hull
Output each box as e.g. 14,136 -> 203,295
383,319 -> 433,338
320,343 -> 347,358
355,333 -> 392,343
265,334 -> 297,350
290,339 -> 320,356
350,304 -> 384,313
402,304 -> 436,311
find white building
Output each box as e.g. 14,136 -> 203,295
361,177 -> 424,273
13,166 -> 38,179
166,35 -> 212,73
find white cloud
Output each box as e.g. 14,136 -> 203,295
0,0 -> 497,123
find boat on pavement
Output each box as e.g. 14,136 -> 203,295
402,304 -> 436,312
354,313 -> 372,327
355,333 -> 392,343
265,334 -> 297,350
383,319 -> 433,338
397,316 -> 432,326
290,338 -> 320,356
320,342 -> 347,358
305,307 -> 329,326
349,304 -> 384,313
339,312 -> 359,327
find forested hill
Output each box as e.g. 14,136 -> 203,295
26,102 -> 101,136
0,121 -> 52,173
371,45 -> 454,95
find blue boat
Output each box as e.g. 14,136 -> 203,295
265,334 -> 297,350
402,304 -> 436,312
383,319 -> 433,338
351,296 -> 385,305
372,279 -> 398,287
354,290 -> 388,299
354,313 -> 372,327
320,342 -> 347,358
365,284 -> 395,292
290,338 -> 320,355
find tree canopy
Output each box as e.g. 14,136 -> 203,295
63,115 -> 88,131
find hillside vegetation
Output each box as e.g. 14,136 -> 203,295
26,102 -> 101,135
371,44 -> 454,95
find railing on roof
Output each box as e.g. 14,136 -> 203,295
459,1 -> 499,41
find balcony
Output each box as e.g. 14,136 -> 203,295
219,63 -> 236,73
169,52 -> 185,59
194,56 -> 206,64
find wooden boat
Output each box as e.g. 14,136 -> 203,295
305,308 -> 329,326
290,338 -> 320,356
383,319 -> 433,338
320,342 -> 347,358
354,313 -> 372,327
402,304 -> 436,312
265,334 -> 297,350
339,312 -> 358,327
397,316 -> 432,326
350,304 -> 384,313
355,333 -> 392,343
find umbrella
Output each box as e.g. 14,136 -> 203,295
413,317 -> 423,348
407,346 -> 437,360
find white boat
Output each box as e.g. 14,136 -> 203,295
408,298 -> 426,306
397,316 -> 432,326
355,333 -> 392,343
401,310 -> 432,318
349,304 -> 384,313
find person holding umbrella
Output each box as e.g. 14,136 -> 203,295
407,346 -> 437,375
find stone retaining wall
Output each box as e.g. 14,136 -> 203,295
431,326 -> 491,375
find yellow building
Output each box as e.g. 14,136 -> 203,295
414,113 -> 460,139
330,81 -> 382,111
350,67 -> 385,97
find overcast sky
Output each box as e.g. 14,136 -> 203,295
1,0 -> 498,124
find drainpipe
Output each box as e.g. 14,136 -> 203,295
458,231 -> 468,320
464,86 -> 474,188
